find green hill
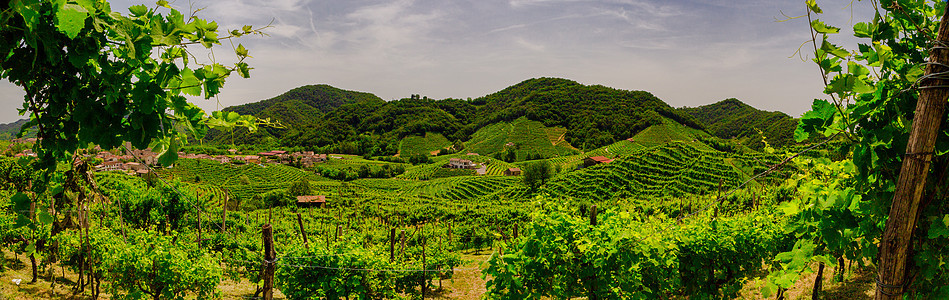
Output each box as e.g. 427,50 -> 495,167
204,85 -> 384,145
0,119 -> 35,140
471,78 -> 705,150
206,78 -> 709,158
678,98 -> 797,148
465,116 -> 579,160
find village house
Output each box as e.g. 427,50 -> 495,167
124,162 -> 146,172
11,138 -> 38,144
583,156 -> 614,167
241,155 -> 261,164
296,195 -> 326,208
214,155 -> 231,164
95,161 -> 126,172
505,168 -> 522,176
447,158 -> 476,169
298,153 -> 328,168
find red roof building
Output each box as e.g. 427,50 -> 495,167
583,156 -> 614,167
296,195 -> 326,208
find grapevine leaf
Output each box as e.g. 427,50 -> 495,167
179,68 -> 202,96
157,138 -> 179,167
236,43 -> 249,57
15,0 -> 42,33
37,209 -> 53,225
811,20 -> 840,34
928,215 -> 949,239
806,0 -> 822,14
129,4 -> 148,17
820,40 -> 850,59
853,22 -> 873,38
55,4 -> 89,39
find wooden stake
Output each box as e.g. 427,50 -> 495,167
221,197 -> 228,234
876,6 -> 949,300
389,228 -> 396,262
422,228 -> 427,298
261,224 -> 275,300
296,213 -> 309,249
590,205 -> 597,226
336,225 -> 342,242
198,210 -> 203,248
400,229 -> 406,262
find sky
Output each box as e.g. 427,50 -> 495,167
0,0 -> 876,124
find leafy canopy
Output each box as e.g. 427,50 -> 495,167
0,0 -> 265,169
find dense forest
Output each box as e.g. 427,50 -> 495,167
678,98 -> 797,148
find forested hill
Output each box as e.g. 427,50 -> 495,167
203,85 -> 385,145
204,78 -> 708,157
472,78 -> 704,149
0,119 -> 35,140
678,98 -> 797,148
224,84 -> 384,127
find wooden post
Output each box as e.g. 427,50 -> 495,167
198,210 -> 203,248
296,213 -> 309,249
812,262 -> 825,300
590,205 -> 597,226
422,229 -> 427,298
448,221 -> 453,248
400,229 -> 406,262
513,223 -> 519,239
335,225 -> 342,242
716,179 -> 722,219
389,228 -> 396,262
262,224 -> 275,300
876,6 -> 949,300
221,197 -> 228,234
588,204 -> 598,300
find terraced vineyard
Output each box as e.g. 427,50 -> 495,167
399,132 -> 451,157
154,158 -> 326,202
400,176 -> 524,201
541,141 -> 788,203
466,116 -> 578,159
625,118 -> 709,147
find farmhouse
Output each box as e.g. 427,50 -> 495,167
214,155 -> 231,164
296,195 -> 326,208
505,168 -> 522,176
242,155 -> 261,164
447,158 -> 476,169
583,156 -> 614,167
95,161 -> 126,172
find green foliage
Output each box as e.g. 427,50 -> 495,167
0,0 -> 263,168
408,153 -> 433,165
57,228 -> 222,300
287,178 -> 312,197
776,1 -> 949,296
521,160 -> 551,191
484,197 -> 788,299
